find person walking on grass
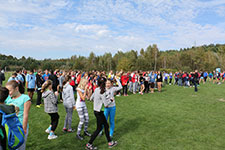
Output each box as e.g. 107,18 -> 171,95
62,75 -> 76,133
5,81 -> 31,150
86,77 -> 118,150
26,70 -> 36,101
76,79 -> 91,140
104,76 -> 122,138
42,80 -> 59,140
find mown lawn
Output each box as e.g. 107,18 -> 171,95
3,73 -> 225,150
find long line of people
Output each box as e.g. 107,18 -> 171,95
0,68 -> 224,150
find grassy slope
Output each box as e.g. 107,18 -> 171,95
3,73 -> 225,150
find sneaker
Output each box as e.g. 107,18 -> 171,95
36,105 -> 40,108
76,134 -> 84,140
67,129 -> 75,133
108,141 -> 118,149
98,131 -> 103,137
45,128 -> 51,134
86,143 -> 97,150
62,128 -> 67,133
48,134 -> 58,140
84,131 -> 92,137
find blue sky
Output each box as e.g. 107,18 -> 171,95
0,0 -> 225,59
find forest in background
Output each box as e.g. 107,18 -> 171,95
1,43 -> 225,72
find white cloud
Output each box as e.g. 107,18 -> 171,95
0,0 -> 225,59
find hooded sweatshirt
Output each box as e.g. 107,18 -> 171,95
62,82 -> 76,108
42,90 -> 58,113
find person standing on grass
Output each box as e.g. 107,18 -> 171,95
193,70 -> 199,92
156,71 -> 163,92
144,73 -> 150,93
7,73 -> 18,82
48,70 -> 59,93
86,78 -> 118,150
16,70 -> 24,84
42,80 -> 59,140
121,72 -> 129,96
139,73 -> 145,95
169,72 -> 173,85
42,70 -> 50,82
58,71 -> 65,102
62,75 -> 76,133
26,70 -> 36,101
104,76 -> 122,138
150,71 -> 156,93
36,70 -> 44,108
5,80 -> 31,150
76,79 -> 91,140
0,69 -> 5,86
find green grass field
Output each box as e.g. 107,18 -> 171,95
3,73 -> 225,150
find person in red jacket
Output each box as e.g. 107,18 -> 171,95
121,72 -> 129,96
70,71 -> 76,92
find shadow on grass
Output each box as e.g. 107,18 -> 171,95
115,117 -> 143,140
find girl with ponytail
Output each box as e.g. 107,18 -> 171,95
62,75 -> 76,133
42,80 -> 59,140
5,80 -> 31,150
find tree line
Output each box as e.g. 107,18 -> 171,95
1,43 -> 225,72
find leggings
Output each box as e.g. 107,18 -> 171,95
48,113 -> 59,131
77,106 -> 89,135
63,107 -> 73,130
89,111 -> 111,144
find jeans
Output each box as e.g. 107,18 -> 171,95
89,111 -> 111,144
104,106 -> 116,137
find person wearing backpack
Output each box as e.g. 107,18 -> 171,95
5,81 -> 31,150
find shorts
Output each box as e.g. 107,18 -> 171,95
27,88 -> 35,92
200,77 -> 204,79
150,82 -> 155,88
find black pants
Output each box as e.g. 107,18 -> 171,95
193,80 -> 198,92
36,90 -> 42,105
48,113 -> 59,131
169,78 -> 172,84
122,85 -> 127,95
144,81 -> 149,93
89,111 -> 111,144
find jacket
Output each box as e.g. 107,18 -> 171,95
62,83 -> 76,108
42,90 -> 58,113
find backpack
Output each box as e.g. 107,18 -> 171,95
0,110 -> 25,150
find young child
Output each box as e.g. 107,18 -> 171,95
41,80 -> 59,140
86,77 -> 117,150
104,76 -> 122,138
62,75 -> 76,133
76,79 -> 91,140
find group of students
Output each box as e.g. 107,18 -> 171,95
1,68 -> 225,149
1,69 -> 124,150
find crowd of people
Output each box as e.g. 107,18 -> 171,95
0,68 -> 224,150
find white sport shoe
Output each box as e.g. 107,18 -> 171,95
48,134 -> 58,140
45,128 -> 51,134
